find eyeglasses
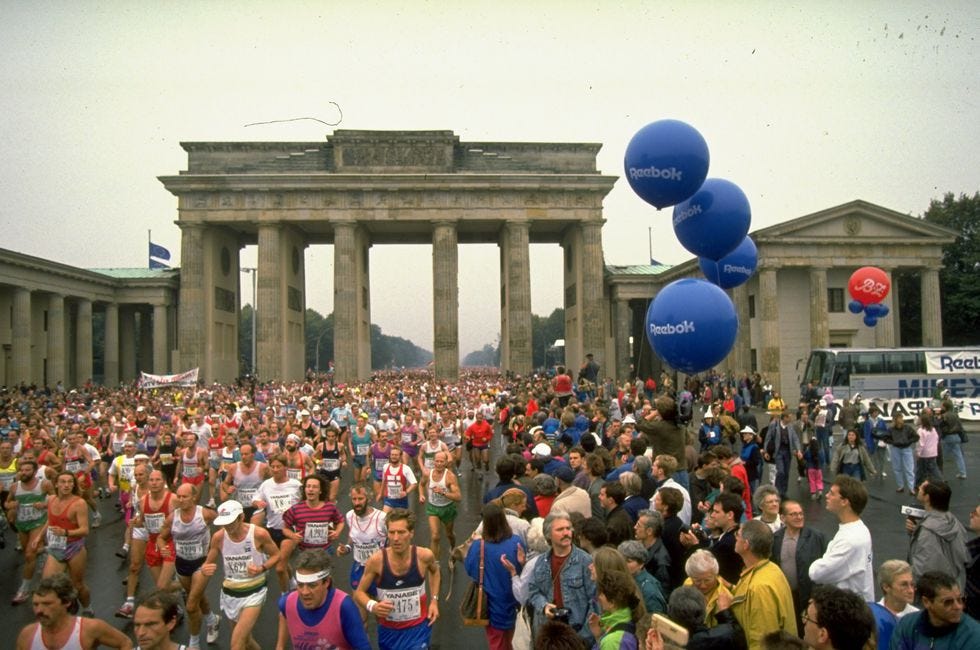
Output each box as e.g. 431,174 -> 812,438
801,612 -> 820,626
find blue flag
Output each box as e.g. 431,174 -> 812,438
149,258 -> 170,270
149,242 -> 171,261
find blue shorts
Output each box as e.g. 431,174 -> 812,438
350,562 -> 377,596
383,497 -> 409,510
378,620 -> 431,650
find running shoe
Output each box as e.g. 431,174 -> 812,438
206,613 -> 220,644
116,546 -> 129,559
12,588 -> 30,605
92,511 -> 102,528
115,601 -> 134,618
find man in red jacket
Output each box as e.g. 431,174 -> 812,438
464,412 -> 494,473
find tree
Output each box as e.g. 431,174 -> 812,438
462,308 -> 564,368
920,192 -> 980,345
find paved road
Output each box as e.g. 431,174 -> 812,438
1,427 -> 978,648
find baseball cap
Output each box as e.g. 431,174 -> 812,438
532,443 -> 552,457
554,465 -> 575,484
214,500 -> 244,526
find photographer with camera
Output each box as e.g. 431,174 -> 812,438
906,480 -> 969,591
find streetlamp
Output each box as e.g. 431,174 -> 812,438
241,267 -> 257,376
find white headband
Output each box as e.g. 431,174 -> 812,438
294,569 -> 330,584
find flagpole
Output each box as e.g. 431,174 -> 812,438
648,227 -> 653,265
148,229 -> 152,269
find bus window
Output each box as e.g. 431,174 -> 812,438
885,351 -> 922,374
803,352 -> 828,386
852,352 -> 884,375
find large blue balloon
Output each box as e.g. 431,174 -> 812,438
624,120 -> 710,209
645,278 -> 738,374
699,236 -> 757,289
863,314 -> 878,327
672,178 -> 751,261
847,300 -> 864,314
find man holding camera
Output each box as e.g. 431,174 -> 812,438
906,480 -> 969,589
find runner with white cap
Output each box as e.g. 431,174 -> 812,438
201,500 -> 280,650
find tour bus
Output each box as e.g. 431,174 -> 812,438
799,347 -> 980,420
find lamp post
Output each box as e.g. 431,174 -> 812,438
241,267 -> 257,376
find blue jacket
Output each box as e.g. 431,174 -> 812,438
890,609 -> 980,649
465,535 -> 523,630
529,546 -> 596,645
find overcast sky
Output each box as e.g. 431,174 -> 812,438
2,1 -> 978,358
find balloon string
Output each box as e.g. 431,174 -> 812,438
244,102 -> 343,128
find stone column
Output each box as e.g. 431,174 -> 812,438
256,223 -> 284,380
354,227 -> 372,379
758,266 -> 781,395
139,309 -> 153,374
120,306 -> 136,382
11,288 -> 32,385
920,266 -> 943,346
874,268 -> 896,347
75,299 -> 93,386
580,221 -> 606,369
47,294 -> 66,387
432,221 -> 459,380
153,304 -> 169,374
730,283 -> 751,373
177,224 -> 205,372
504,220 -> 532,375
104,303 -> 119,386
614,298 -> 633,381
333,221 -> 358,383
891,273 -> 902,345
809,266 -> 830,348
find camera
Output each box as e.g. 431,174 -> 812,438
901,505 -> 926,520
552,607 -> 571,624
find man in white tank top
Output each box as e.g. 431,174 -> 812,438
16,573 -> 132,650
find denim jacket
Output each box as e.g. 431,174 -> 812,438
528,546 -> 596,644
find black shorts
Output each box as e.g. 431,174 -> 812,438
175,555 -> 206,577
269,528 -> 286,547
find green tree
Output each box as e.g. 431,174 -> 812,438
462,343 -> 500,367
238,304 -> 254,375
921,192 -> 980,345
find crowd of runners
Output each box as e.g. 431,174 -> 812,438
1,365 -> 978,649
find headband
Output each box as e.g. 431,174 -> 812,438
295,569 -> 330,584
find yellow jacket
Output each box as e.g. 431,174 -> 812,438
731,559 -> 798,649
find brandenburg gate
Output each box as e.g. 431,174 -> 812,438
159,130 -> 617,383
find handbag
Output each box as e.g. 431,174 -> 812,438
460,540 -> 489,626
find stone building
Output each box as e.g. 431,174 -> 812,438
606,200 -> 957,399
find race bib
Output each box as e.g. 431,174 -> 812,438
356,444 -> 370,456
224,552 -> 251,580
159,453 -> 174,465
401,431 -> 415,445
321,458 -> 341,472
269,493 -> 296,513
120,464 -> 134,481
65,459 -> 83,474
0,474 -> 14,490
303,521 -> 330,546
285,468 -> 302,481
47,529 -> 67,551
353,540 -> 381,564
377,585 -> 424,622
237,487 -> 257,506
176,538 -> 205,559
385,476 -> 404,499
144,512 -> 165,534
374,458 -> 387,473
183,465 -> 200,478
423,456 -> 436,469
17,502 -> 44,522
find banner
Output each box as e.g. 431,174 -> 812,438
925,351 -> 980,374
864,397 -> 980,422
139,368 -> 199,388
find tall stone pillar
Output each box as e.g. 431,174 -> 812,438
920,266 -> 943,346
353,227 -> 371,379
139,309 -> 153,374
153,304 -> 169,374
104,303 -> 119,386
120,306 -> 136,382
257,223 -> 284,380
580,221 -> 606,369
333,221 -> 359,383
504,220 -> 532,375
11,288 -> 32,385
47,294 -> 65,387
178,224 -> 206,373
432,221 -> 459,380
561,228 -> 583,371
729,283 -> 751,373
75,299 -> 93,386
891,273 -> 902,345
809,266 -> 830,348
758,267 -> 781,396
614,298 -> 633,381
874,268 -> 896,347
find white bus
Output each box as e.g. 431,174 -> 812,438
799,347 -> 980,421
